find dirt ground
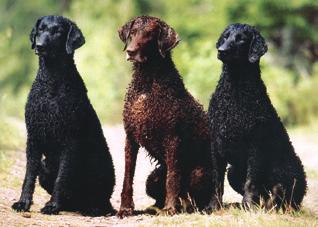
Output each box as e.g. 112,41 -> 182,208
0,125 -> 317,226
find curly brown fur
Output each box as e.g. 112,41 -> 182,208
11,16 -> 115,216
117,16 -> 221,217
208,23 -> 307,211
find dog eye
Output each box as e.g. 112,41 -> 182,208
235,34 -> 242,41
38,26 -> 45,32
51,27 -> 60,34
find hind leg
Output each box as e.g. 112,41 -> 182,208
189,166 -> 214,211
146,166 -> 166,209
79,195 -> 114,216
38,159 -> 56,195
227,165 -> 246,196
265,179 -> 306,211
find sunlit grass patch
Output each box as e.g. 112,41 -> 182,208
137,207 -> 317,227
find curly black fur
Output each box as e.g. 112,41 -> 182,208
208,23 -> 307,210
11,16 -> 115,216
117,16 -> 221,217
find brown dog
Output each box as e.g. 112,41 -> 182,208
117,16 -> 222,217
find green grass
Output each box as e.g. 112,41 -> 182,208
306,169 -> 318,180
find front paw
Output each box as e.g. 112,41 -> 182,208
242,192 -> 259,210
12,200 -> 32,212
160,206 -> 178,216
117,207 -> 134,218
40,201 -> 60,215
204,199 -> 221,214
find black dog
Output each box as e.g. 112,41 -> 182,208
12,16 -> 115,216
208,23 -> 307,210
117,16 -> 221,217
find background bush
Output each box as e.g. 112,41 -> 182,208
0,0 -> 317,126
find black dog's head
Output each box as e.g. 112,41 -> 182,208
30,16 -> 85,57
216,23 -> 267,63
118,16 -> 180,63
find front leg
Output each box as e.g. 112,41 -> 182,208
117,135 -> 139,218
161,135 -> 181,215
206,149 -> 227,213
12,139 -> 41,212
41,142 -> 77,215
243,144 -> 263,209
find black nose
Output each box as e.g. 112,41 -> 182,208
218,44 -> 230,53
36,44 -> 45,51
218,46 -> 227,52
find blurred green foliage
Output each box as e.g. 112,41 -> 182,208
0,0 -> 317,126
228,0 -> 318,77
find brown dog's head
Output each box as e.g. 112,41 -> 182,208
118,16 -> 180,63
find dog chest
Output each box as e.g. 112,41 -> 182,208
125,92 -> 177,147
26,86 -> 81,139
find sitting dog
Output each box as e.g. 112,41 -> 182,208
12,16 -> 115,216
117,16 -> 221,217
208,23 -> 307,210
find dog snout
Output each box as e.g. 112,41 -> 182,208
218,42 -> 231,53
36,43 -> 45,51
35,34 -> 49,48
126,49 -> 137,57
126,47 -> 140,61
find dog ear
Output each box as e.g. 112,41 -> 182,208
66,21 -> 85,54
157,21 -> 180,58
118,19 -> 135,51
248,28 -> 268,63
30,17 -> 43,49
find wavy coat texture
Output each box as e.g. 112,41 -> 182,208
208,62 -> 307,210
119,54 -> 221,216
12,16 -> 115,215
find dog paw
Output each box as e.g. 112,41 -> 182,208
12,200 -> 32,212
40,201 -> 60,215
242,193 -> 259,210
117,207 -> 134,218
206,199 -> 222,214
160,206 -> 178,216
144,205 -> 161,215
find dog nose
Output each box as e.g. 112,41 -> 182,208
36,44 -> 45,50
218,46 -> 226,52
218,42 -> 231,52
218,45 -> 228,52
127,49 -> 137,57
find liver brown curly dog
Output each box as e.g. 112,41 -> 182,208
117,16 -> 221,217
208,23 -> 307,211
11,16 -> 115,216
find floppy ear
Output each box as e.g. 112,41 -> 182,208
66,22 -> 85,54
118,19 -> 135,51
157,21 -> 180,58
30,17 -> 43,49
248,28 -> 268,63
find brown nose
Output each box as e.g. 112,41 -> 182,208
126,49 -> 137,57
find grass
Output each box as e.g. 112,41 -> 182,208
306,169 -> 318,180
136,208 -> 318,227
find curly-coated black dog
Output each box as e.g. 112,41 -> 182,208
11,16 -> 115,216
208,23 -> 307,210
117,16 -> 221,217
